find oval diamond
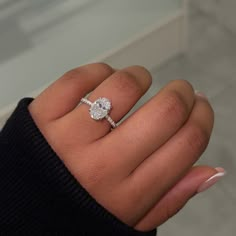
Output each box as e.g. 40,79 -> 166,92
89,98 -> 111,120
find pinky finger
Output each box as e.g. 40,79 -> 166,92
135,166 -> 226,232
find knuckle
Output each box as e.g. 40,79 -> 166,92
87,62 -> 114,75
113,71 -> 143,94
161,91 -> 189,124
127,65 -> 153,88
187,123 -> 209,155
171,79 -> 194,91
61,63 -> 113,82
61,68 -> 81,81
132,65 -> 152,79
169,79 -> 194,96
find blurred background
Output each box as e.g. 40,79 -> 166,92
0,0 -> 235,235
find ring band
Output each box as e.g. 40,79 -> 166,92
80,97 -> 117,129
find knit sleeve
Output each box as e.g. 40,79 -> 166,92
0,98 -> 157,236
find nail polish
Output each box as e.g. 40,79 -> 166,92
197,169 -> 226,193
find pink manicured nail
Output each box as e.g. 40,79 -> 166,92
215,167 -> 226,173
197,168 -> 226,193
195,90 -> 208,100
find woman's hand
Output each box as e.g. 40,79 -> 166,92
28,63 -> 224,231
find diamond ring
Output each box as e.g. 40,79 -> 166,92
80,97 -> 117,129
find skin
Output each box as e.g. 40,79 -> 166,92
28,63 -> 217,232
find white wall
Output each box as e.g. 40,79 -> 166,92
0,0 -> 182,110
191,0 -> 236,33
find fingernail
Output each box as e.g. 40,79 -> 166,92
195,90 -> 208,100
215,167 -> 226,173
197,168 -> 226,193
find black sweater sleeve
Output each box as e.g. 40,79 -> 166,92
0,98 -> 157,236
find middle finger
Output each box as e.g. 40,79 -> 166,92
96,80 -> 195,176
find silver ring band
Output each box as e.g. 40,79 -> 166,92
80,97 -> 117,129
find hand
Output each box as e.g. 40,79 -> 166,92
28,63 -> 223,231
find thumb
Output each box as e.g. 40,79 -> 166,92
135,166 -> 226,231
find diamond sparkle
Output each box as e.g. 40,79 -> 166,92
89,97 -> 112,120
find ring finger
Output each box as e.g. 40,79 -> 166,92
60,66 -> 152,143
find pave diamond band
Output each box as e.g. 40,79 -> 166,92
80,97 -> 117,129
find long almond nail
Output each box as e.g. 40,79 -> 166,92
197,168 -> 226,193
